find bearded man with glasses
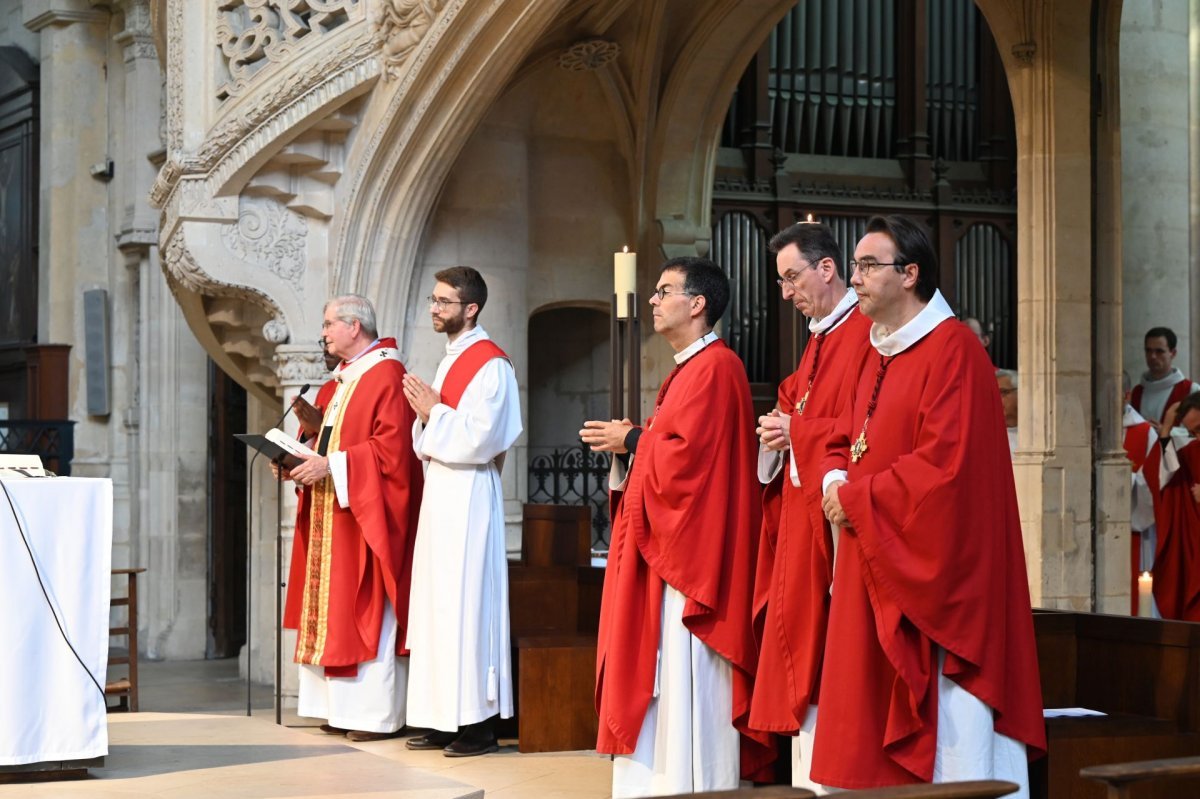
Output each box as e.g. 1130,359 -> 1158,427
401,266 -> 522,757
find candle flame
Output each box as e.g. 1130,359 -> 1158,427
622,245 -> 629,253
806,213 -> 814,223
1141,571 -> 1152,579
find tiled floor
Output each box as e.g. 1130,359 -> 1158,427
7,658 -> 613,798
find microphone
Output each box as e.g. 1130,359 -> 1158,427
271,383 -> 312,431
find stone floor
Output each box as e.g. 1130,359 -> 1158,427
7,658 -> 613,798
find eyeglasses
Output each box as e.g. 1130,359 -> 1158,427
776,262 -> 816,289
848,260 -> 903,277
650,286 -> 696,301
428,296 -> 465,311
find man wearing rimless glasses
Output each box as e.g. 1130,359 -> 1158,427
582,257 -> 771,796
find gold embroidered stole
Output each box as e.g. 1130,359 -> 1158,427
295,378 -> 360,665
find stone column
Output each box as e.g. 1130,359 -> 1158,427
250,342 -> 326,698
999,0 -> 1104,610
112,0 -> 210,657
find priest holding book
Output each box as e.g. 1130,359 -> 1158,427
276,294 -> 424,742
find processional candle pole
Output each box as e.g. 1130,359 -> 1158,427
611,246 -> 641,425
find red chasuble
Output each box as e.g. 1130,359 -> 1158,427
1124,421 -> 1153,615
750,308 -> 872,734
595,339 -> 774,779
811,320 -> 1045,788
283,338 -> 424,673
752,371 -> 800,648
1144,439 -> 1200,621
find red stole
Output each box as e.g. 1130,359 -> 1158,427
1144,440 -> 1200,620
283,338 -> 424,676
1124,421 -> 1154,615
440,340 -> 508,408
1132,378 -> 1193,423
595,340 -> 774,780
750,308 -> 872,734
811,320 -> 1045,788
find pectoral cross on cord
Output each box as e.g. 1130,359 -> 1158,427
795,304 -> 855,416
851,354 -> 894,464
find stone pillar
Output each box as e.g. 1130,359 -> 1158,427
249,343 -> 325,697
111,0 -> 210,658
1120,2 -> 1191,384
1002,0 -> 1102,610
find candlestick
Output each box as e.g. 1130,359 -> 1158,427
1137,571 -> 1154,617
614,246 -> 636,319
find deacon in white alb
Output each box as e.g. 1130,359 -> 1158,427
402,266 -> 523,757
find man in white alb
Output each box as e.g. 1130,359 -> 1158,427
401,266 -> 522,757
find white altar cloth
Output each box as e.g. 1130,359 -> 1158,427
0,477 -> 112,766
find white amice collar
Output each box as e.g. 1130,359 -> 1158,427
674,330 -> 719,364
1140,367 -> 1186,389
446,325 -> 488,356
809,289 -> 859,334
869,290 -> 955,356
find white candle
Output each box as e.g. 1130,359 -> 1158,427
614,246 -> 636,318
1137,571 -> 1154,617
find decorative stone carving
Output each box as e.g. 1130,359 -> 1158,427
262,317 -> 290,343
221,197 -> 309,292
1011,41 -> 1036,66
374,0 -> 444,80
274,346 -> 329,383
557,39 -> 620,72
165,0 -> 185,155
216,0 -> 364,100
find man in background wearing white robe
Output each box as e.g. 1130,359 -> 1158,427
402,266 -> 522,757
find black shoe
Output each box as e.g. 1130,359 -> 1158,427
319,723 -> 349,735
443,718 -> 499,758
346,727 -> 406,742
405,729 -> 458,750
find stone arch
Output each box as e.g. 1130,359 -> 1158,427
647,0 -> 795,259
331,0 -> 573,342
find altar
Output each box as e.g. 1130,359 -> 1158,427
0,478 -> 112,770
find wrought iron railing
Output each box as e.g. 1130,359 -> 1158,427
528,445 -> 611,549
0,420 -> 75,475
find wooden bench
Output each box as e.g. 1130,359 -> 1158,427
508,504 -> 603,751
1032,610 -> 1200,798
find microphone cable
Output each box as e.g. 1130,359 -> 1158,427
0,478 -> 106,703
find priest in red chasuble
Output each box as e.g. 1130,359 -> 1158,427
749,221 -> 872,790
1144,391 -> 1200,621
582,257 -> 772,797
817,216 -> 1045,793
279,294 -> 423,742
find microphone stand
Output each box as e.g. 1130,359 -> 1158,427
243,383 -> 310,719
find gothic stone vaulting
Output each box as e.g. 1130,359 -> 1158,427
150,0 -> 1128,683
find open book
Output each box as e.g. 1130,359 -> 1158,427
234,428 -> 317,468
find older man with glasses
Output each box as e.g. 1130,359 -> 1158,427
747,220 -> 872,791
277,293 -> 425,743
582,256 -> 772,796
401,266 -> 522,757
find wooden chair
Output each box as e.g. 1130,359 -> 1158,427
1080,756 -> 1200,799
105,567 -> 145,712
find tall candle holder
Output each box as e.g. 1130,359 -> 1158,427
610,291 -> 641,425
